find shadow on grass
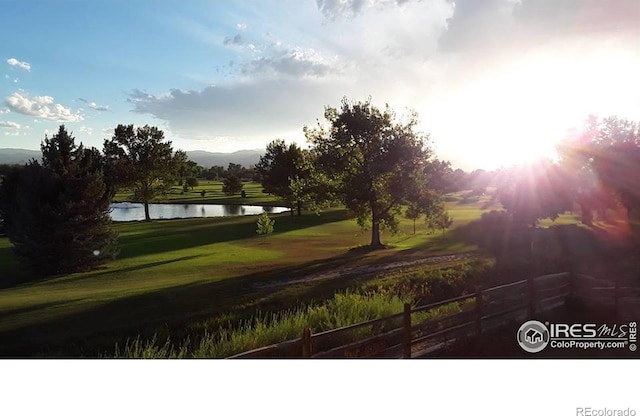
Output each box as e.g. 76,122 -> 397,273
0,246 -> 387,357
40,255 -> 206,287
429,210 -> 639,282
0,299 -> 85,322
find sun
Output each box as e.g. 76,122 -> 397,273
432,48 -> 639,171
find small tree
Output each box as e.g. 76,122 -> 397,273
256,139 -> 312,216
427,209 -> 453,236
185,177 -> 199,190
405,203 -> 422,235
405,190 -> 441,235
222,175 -> 243,196
256,212 -> 275,235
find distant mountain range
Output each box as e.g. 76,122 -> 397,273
0,149 -> 41,165
185,149 -> 263,168
0,148 -> 264,168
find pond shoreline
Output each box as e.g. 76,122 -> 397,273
111,199 -> 287,207
109,202 -> 290,222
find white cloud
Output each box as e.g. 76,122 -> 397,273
0,108 -> 9,115
126,0 -> 640,167
5,92 -> 83,122
0,121 -> 20,128
128,76 -> 348,142
241,47 -> 342,78
101,127 -> 115,136
315,0 -> 417,19
79,125 -> 93,135
88,102 -> 109,111
7,58 -> 31,71
236,23 -> 247,30
79,98 -> 109,111
4,131 -> 20,136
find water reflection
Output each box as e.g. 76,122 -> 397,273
110,203 -> 289,222
222,205 -> 245,216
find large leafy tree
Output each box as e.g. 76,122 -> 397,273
256,139 -> 312,216
497,161 -> 573,226
305,98 -> 432,248
103,124 -> 182,221
588,117 -> 640,218
557,116 -> 640,223
0,126 -> 117,276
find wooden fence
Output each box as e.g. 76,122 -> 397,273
227,272 -> 638,359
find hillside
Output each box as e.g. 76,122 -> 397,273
0,149 -> 41,165
185,149 -> 263,168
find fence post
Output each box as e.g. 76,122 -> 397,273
403,303 -> 412,359
302,327 -> 312,358
527,276 -> 535,319
475,286 -> 483,335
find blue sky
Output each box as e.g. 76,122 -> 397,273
1,0 -> 639,170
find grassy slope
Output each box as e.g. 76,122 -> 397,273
0,190 -> 568,355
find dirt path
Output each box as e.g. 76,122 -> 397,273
252,252 -> 478,289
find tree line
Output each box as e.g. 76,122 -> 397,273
0,98 -> 637,278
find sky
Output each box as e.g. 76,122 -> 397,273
1,0 -> 639,170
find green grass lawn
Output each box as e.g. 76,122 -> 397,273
113,180 -> 284,206
0,188 -> 604,357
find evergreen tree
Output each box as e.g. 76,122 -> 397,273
0,126 -> 117,276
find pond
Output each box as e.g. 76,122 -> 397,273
109,202 -> 290,222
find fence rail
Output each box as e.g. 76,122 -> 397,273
227,272 -> 638,359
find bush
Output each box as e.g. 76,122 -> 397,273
256,212 -> 275,235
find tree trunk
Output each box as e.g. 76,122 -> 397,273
290,203 -> 294,216
370,220 -> 383,248
579,203 -> 592,225
144,202 -> 151,221
413,219 -> 416,235
297,200 -> 302,216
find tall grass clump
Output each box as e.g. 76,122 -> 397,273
111,291 -> 406,358
368,259 -> 494,305
111,335 -> 189,359
108,260 -> 493,358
